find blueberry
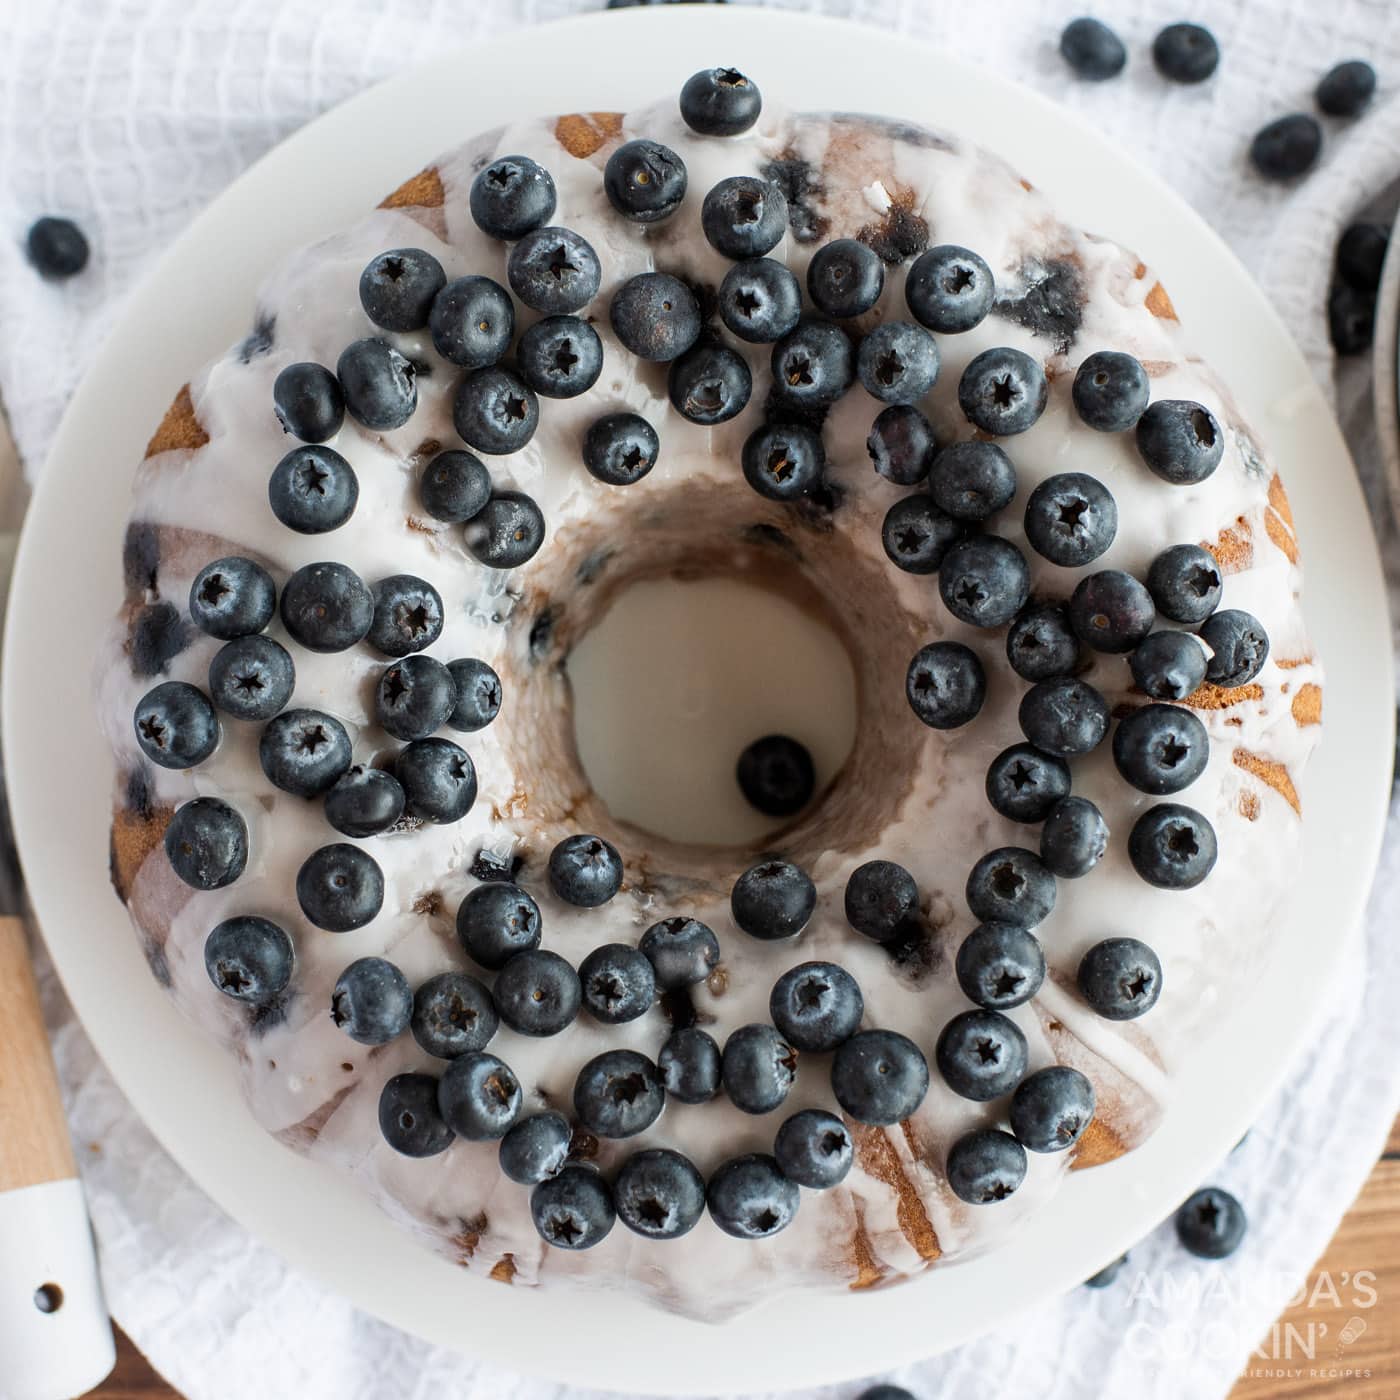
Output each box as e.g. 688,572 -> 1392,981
1114,703 -> 1209,795
1199,608 -> 1270,687
548,833 -> 623,907
165,797 -> 247,890
1128,803 -> 1217,889
1250,114 -> 1323,182
857,322 -> 939,405
855,1390 -> 916,1400
374,655 -> 453,741
1329,281 -> 1376,356
419,449 -> 490,523
446,657 -> 502,732
844,859 -> 920,943
579,943 -> 655,1024
573,1049 -> 664,1138
453,366 -> 538,456
268,444 -> 357,534
868,405 -> 937,486
966,847 -> 1056,927
1024,473 -> 1117,567
680,66 -> 762,135
1317,59 -> 1376,118
882,494 -> 964,574
721,1024 -> 797,1114
1176,1187 -> 1247,1259
807,238 -> 885,319
1072,351 -> 1149,432
935,1009 -> 1028,1101
358,248 -> 445,332
939,535 -> 1031,628
456,882 -> 541,970
1078,936 -> 1163,1018
1131,630 -> 1208,700
298,845 -> 385,932
718,257 -> 803,343
770,319 -> 855,408
1040,796 -> 1109,878
1152,22 -> 1220,84
438,1050 -> 522,1140
494,949 -> 582,1037
609,272 -> 701,362
464,491 -> 546,568
741,421 -> 825,501
929,440 -> 1017,522
258,708 -> 351,797
1018,676 -> 1109,756
367,574 -> 443,658
769,961 -> 862,1053
640,917 -> 720,990
958,347 -> 1048,436
336,338 -> 416,431
659,1026 -> 722,1103
279,561 -> 373,652
668,340 -> 752,424
204,916 -> 292,1003
986,743 -> 1071,824
507,227 -> 602,315
1010,1065 -> 1096,1154
133,681 -> 220,769
955,923 -> 1045,1010
906,245 -> 995,334
273,362 -> 345,443
330,956 -> 410,1043
396,737 -> 477,823
706,1154 -> 799,1239
1069,570 -> 1155,653
25,216 -> 88,278
731,859 -> 815,940
583,412 -> 659,486
189,556 -> 276,640
774,1110 -> 853,1189
427,275 -> 514,369
1059,17 -> 1127,80
1085,1254 -> 1129,1288
208,635 -> 295,721
531,1165 -> 615,1249
615,1149 -> 707,1240
411,970 -> 497,1058
469,155 -> 557,240
378,1073 -> 455,1157
1337,223 -> 1389,292
946,1128 -> 1027,1204
701,175 -> 787,258
832,1028 -> 929,1125
498,1110 -> 571,1185
1147,544 -> 1222,623
1006,601 -> 1080,681
736,734 -> 814,817
604,139 -> 687,222
518,315 -> 603,399
1135,400 -> 1223,484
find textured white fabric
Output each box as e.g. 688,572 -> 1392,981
4,0 -> 1400,1396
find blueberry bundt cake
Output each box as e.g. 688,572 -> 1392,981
98,68 -> 1322,1318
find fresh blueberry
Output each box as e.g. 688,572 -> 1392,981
986,743 -> 1071,824
583,412 -> 659,486
375,655 -> 454,741
1085,1254 -> 1129,1288
1069,570 -> 1155,653
701,175 -> 787,258
1060,17 -> 1127,80
640,917 -> 721,990
770,319 -> 855,409
330,956 -> 409,1042
548,833 -> 623,907
1135,400 -> 1224,484
573,1049 -> 665,1138
1152,22 -> 1220,83
1113,703 -> 1209,794
807,238 -> 884,319
1199,609 -> 1270,688
1250,114 -> 1323,182
868,405 -> 937,486
609,272 -> 701,362
453,366 -> 538,455
336,338 -> 416,431
1329,281 -> 1376,356
531,1165 -> 615,1249
411,970 -> 497,1058
1176,1187 -> 1247,1259
268,444 -> 358,534
25,216 -> 88,278
518,315 -> 603,399
208,635 -> 295,721
189,556 -> 276,640
731,859 -> 816,940
659,1026 -> 722,1103
1317,59 -> 1376,118
736,734 -> 814,817
427,275 -> 514,368
955,923 -> 1045,1010
718,257 -> 803,343
668,340 -> 752,424
769,961 -> 862,1052
741,421 -> 825,501
1337,222 -> 1389,292
1024,472 -> 1117,567
165,797 -> 247,890
133,681 -> 220,769
368,574 -> 443,658
1131,630 -> 1208,700
604,139 -> 687,222
615,1149 -> 707,1240
438,1050 -> 522,1140
446,657 -> 502,732
935,1009 -> 1028,1101
298,845 -> 384,933
1040,796 -> 1109,878
1147,544 -> 1222,623
1072,351 -> 1149,432
707,1154 -> 799,1239
1010,1065 -> 1096,1153
680,66 -> 762,135
579,943 -> 655,1024
273,362 -> 345,443
1006,601 -> 1080,681
844,860 -> 919,943
507,227 -> 602,315
857,322 -> 939,405
258,708 -> 351,797
498,1110 -> 571,1184
832,1029 -> 929,1125
939,535 -> 1031,628
958,347 -> 1048,436
464,491 -> 546,568
1078,936 -> 1163,1018
882,494 -> 964,574
946,1128 -> 1027,1204
855,1389 -> 916,1400
419,449 -> 490,523
456,882 -> 541,970
966,847 -> 1057,927
906,244 -> 995,334
396,737 -> 477,823
1128,803 -> 1217,889
378,1073 -> 455,1157
494,949 -> 582,1037
1018,676 -> 1109,756
774,1109 -> 853,1189
324,765 -> 405,838
469,155 -> 557,240
929,440 -> 1017,522
722,1023 -> 797,1114
279,561 -> 373,652
358,248 -> 445,332
204,916 -> 292,1004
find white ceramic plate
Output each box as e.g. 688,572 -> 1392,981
5,6 -> 1392,1394
1371,204 -> 1400,525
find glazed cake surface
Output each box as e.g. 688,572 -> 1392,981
98,94 -> 1321,1317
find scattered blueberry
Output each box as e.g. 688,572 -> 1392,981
428,275 -> 514,369
375,654 -> 454,741
946,1128 -> 1027,1204
958,347 -> 1048,436
939,535 -> 1031,628
668,339 -> 752,424
378,1073 -> 455,1157
1069,569 -> 1155,653
936,1009 -> 1029,1101
857,322 -> 939,405
707,1154 -> 799,1239
832,1028 -> 929,1125
464,491 -> 546,568
26,216 -> 89,278
507,227 -> 602,315
208,635 -> 295,721
659,1026 -> 722,1103
741,421 -> 825,501
273,362 -> 345,443
1317,60 -> 1376,118
1337,223 -> 1389,292
268,444 -> 357,534
573,1049 -> 665,1138
604,139 -> 688,222
610,272 -> 701,362
680,66 -> 762,136
411,971 -> 498,1058
419,449 -> 490,523
359,248 -> 445,332
1250,114 -> 1323,182
133,681 -> 220,769
1018,677 -> 1109,756
906,244 -> 995,334
1040,796 -> 1109,878
258,708 -> 351,798
1131,630 -> 1208,700
279,561 -> 373,652
1176,1187 -> 1247,1259
731,859 -> 816,940
736,734 -> 814,817
438,1050 -> 522,1140
986,743 -> 1071,824
298,845 -> 385,932
1329,281 -> 1376,356
1085,1254 -> 1129,1288
189,556 -> 276,640
1010,1066 -> 1096,1152
1060,17 -> 1127,80
530,1165 -> 616,1250
955,922 -> 1045,1010
640,917 -> 721,991
1078,936 -> 1163,1018
494,949 -> 582,1037
1113,703 -> 1209,794
548,833 -> 623,907
1006,602 -> 1080,682
1135,400 -> 1224,484
396,737 -> 477,823
498,1110 -> 571,1185
1128,803 -> 1217,889
774,1109 -> 853,1189
769,961 -> 863,1052
845,859 -> 920,943
579,943 -> 656,1024
966,847 -> 1057,927
446,657 -> 502,732
165,797 -> 248,890
868,405 -> 937,485
469,155 -> 557,240
929,440 -> 1017,522
1152,22 -> 1220,84
1072,350 -> 1149,432
205,916 -> 293,1004
855,1389 -> 916,1400
1199,608 -> 1270,687
336,337 -> 416,431
717,257 -> 802,343
330,956 -> 410,1043
1024,472 -> 1118,567
882,494 -> 964,574
1147,544 -> 1222,623
453,366 -> 539,455
701,175 -> 787,258
456,882 -> 541,970
615,1148 -> 707,1240
770,319 -> 855,408
583,412 -> 659,486
518,315 -> 603,400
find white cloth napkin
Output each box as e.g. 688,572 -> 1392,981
5,1 -> 1400,1396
